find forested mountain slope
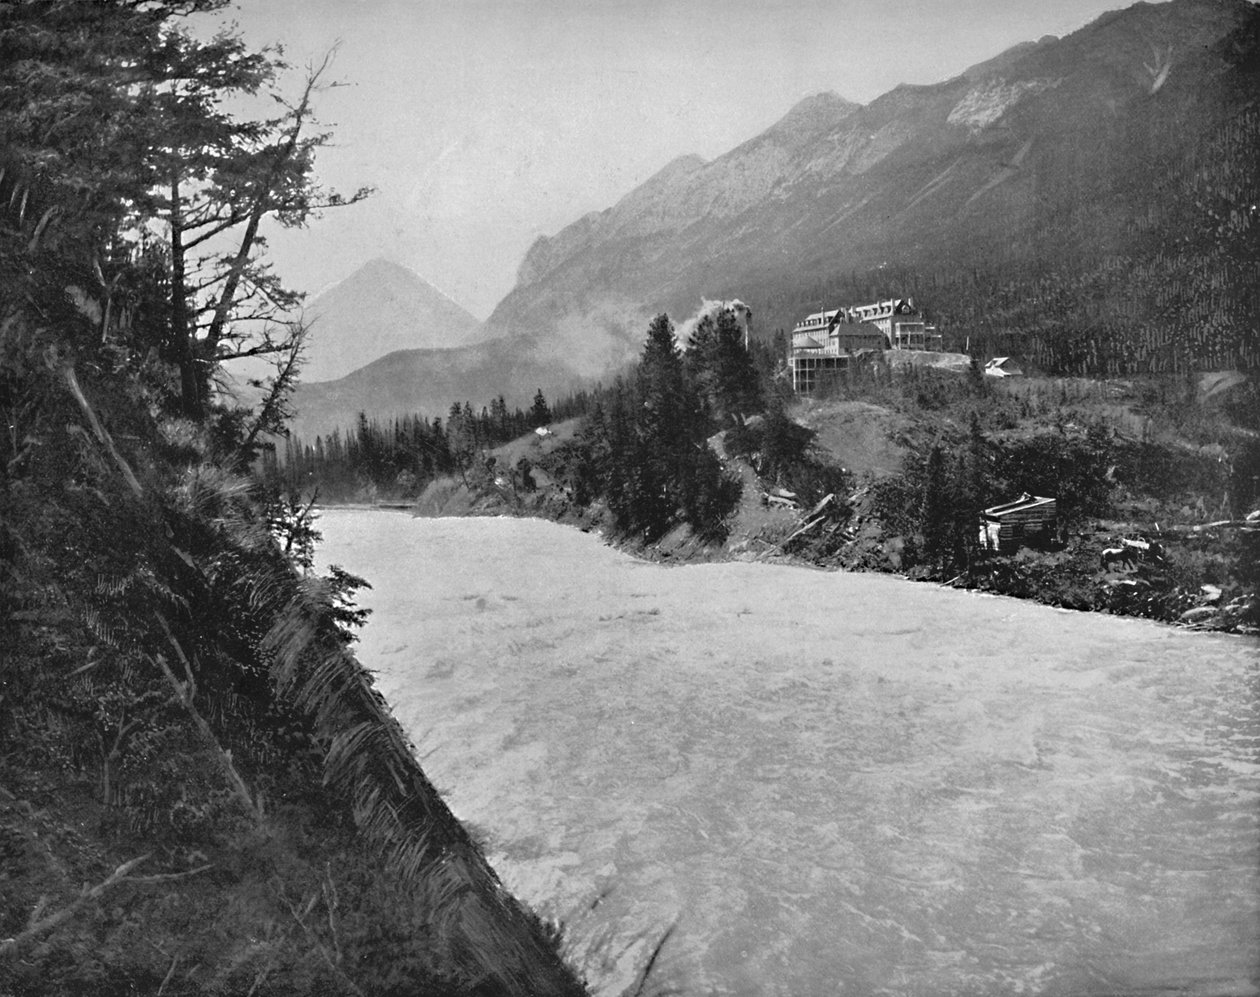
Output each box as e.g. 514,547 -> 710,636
286,335 -> 590,442
486,0 -> 1259,376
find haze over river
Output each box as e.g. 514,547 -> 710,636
315,509 -> 1260,996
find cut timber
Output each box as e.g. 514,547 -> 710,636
806,493 -> 837,519
781,516 -> 824,547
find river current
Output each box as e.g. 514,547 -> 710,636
314,509 -> 1260,997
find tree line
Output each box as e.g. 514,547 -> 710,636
270,306 -> 785,535
284,306 -> 776,541
265,388 -> 592,501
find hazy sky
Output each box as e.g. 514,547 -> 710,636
216,0 -> 1131,318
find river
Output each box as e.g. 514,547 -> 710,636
314,509 -> 1260,997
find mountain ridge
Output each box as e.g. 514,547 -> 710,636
287,334 -> 593,442
483,0 -> 1257,373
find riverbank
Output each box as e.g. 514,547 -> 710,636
398,409 -> 1258,634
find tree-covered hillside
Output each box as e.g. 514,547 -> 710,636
0,4 -> 582,994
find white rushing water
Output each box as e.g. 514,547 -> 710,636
314,509 -> 1260,997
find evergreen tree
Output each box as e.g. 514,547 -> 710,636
688,308 -> 762,427
686,313 -> 721,418
638,313 -> 692,446
446,402 -> 476,485
952,412 -> 990,571
920,444 -> 951,563
632,314 -> 740,538
710,307 -> 763,426
4,2 -> 370,420
757,397 -> 816,486
530,388 -> 552,427
490,394 -> 510,439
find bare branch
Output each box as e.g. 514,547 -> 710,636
63,366 -> 143,499
129,864 -> 214,885
202,55 -> 330,352
183,212 -> 249,249
156,613 -> 197,697
0,855 -> 151,959
240,326 -> 305,457
276,882 -> 366,997
152,614 -> 260,820
157,954 -> 179,996
187,272 -> 229,294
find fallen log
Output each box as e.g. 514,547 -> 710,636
765,494 -> 798,510
780,516 -> 824,547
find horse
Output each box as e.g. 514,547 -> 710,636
1101,546 -> 1139,571
1102,537 -> 1167,571
1121,537 -> 1167,564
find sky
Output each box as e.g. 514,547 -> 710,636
212,0 -> 1134,319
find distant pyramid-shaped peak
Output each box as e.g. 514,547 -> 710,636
298,259 -> 483,382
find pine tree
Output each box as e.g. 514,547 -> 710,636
953,412 -> 990,571
490,394 -> 509,440
920,445 -> 951,564
686,308 -> 762,427
709,307 -> 763,426
530,388 -> 552,427
638,313 -> 692,446
758,397 -> 816,486
446,402 -> 475,485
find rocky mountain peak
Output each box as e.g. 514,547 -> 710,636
768,91 -> 862,139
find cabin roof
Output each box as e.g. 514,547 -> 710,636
983,493 -> 1055,517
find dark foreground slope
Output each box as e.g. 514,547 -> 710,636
0,340 -> 583,997
0,5 -> 583,993
486,0 -> 1260,375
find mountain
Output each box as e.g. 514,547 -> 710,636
483,0 -> 1260,375
298,258 -> 484,383
286,0 -> 1259,442
287,335 -> 587,442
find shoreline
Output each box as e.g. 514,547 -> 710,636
314,499 -> 1258,637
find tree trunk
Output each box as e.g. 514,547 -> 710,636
169,179 -> 202,418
